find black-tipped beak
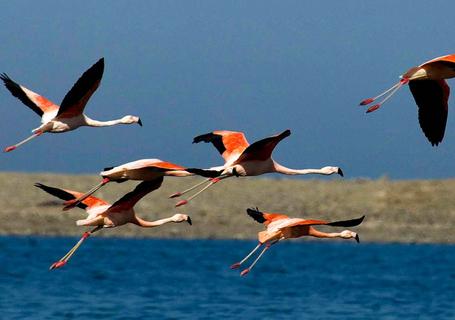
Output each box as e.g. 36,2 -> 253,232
138,118 -> 143,126
187,216 -> 192,225
355,234 -> 360,243
338,168 -> 344,177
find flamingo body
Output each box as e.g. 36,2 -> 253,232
172,129 -> 343,206
231,208 -> 364,276
361,54 -> 455,146
1,58 -> 142,152
35,179 -> 191,269
64,158 -> 193,210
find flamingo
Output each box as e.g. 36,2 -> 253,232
35,178 -> 192,270
170,129 -> 343,207
360,54 -> 455,146
231,208 -> 364,276
63,158 -> 193,210
1,58 -> 142,152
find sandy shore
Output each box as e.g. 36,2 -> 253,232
1,172 -> 455,243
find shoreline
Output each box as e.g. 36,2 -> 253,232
1,172 -> 455,243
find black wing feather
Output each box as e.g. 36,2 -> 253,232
327,215 -> 365,227
193,133 -> 226,155
0,73 -> 43,116
34,183 -> 87,209
409,79 -> 449,146
110,177 -> 164,208
186,168 -> 222,178
57,58 -> 104,115
246,207 -> 266,224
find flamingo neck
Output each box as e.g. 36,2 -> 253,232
85,117 -> 125,127
308,229 -> 341,239
135,216 -> 173,228
273,163 -> 329,176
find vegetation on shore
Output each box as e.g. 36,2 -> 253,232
2,172 -> 454,243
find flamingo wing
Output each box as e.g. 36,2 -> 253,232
56,58 -> 104,118
108,177 -> 164,212
0,73 -> 59,117
235,129 -> 291,163
281,215 -> 365,229
193,130 -> 250,163
34,183 -> 109,210
246,207 -> 289,226
409,79 -> 450,146
420,54 -> 455,67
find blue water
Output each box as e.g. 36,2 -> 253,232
1,237 -> 455,319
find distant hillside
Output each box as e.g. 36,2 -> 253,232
1,172 -> 455,243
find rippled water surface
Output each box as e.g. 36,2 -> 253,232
1,237 -> 455,319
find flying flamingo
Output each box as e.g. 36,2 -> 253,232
1,57 -> 142,152
35,178 -> 192,270
360,54 -> 455,146
63,158 -> 193,210
170,129 -> 343,207
231,208 -> 364,276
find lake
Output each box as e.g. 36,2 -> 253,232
1,237 -> 454,319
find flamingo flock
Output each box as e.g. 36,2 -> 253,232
4,54 -> 451,275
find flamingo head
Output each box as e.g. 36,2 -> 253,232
172,213 -> 192,225
121,115 -> 142,126
340,230 -> 359,243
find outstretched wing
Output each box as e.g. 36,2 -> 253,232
193,130 -> 250,163
0,73 -> 59,117
34,183 -> 109,210
235,130 -> 291,164
409,79 -> 449,146
246,207 -> 289,226
56,58 -> 104,118
108,177 -> 164,212
419,54 -> 455,68
281,215 -> 366,229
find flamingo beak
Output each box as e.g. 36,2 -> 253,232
355,234 -> 360,243
338,168 -> 344,177
137,118 -> 143,126
186,216 -> 192,225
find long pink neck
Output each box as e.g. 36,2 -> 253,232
273,163 -> 330,176
135,216 -> 174,228
85,117 -> 126,127
308,229 -> 342,239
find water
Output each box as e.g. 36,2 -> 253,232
1,237 -> 455,319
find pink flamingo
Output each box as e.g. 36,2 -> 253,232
171,129 -> 343,207
35,178 -> 192,270
63,158 -> 193,210
1,58 -> 141,152
360,54 -> 455,146
231,208 -> 364,276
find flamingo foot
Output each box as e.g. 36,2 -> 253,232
169,192 -> 182,199
4,146 -> 16,152
49,260 -> 67,270
230,262 -> 241,269
240,268 -> 250,277
366,104 -> 380,113
359,98 -> 374,106
175,200 -> 188,207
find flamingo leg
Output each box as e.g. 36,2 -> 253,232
360,78 -> 409,113
4,130 -> 43,152
49,226 -> 102,270
240,242 -> 272,276
63,178 -> 110,211
175,175 -> 229,207
169,178 -> 212,198
230,242 -> 262,269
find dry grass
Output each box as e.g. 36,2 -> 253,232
1,172 -> 455,243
